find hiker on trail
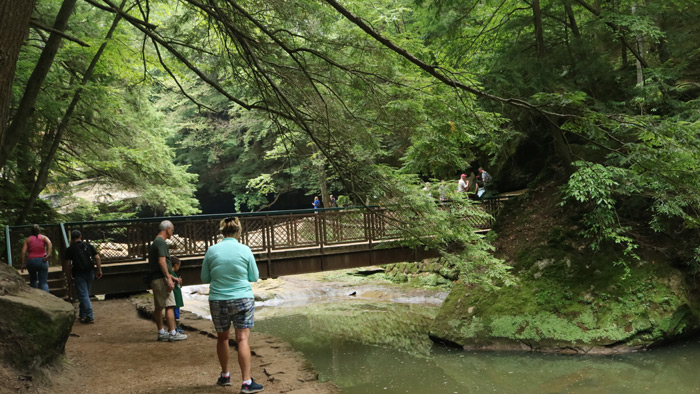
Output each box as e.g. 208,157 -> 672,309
20,224 -> 53,292
479,167 -> 492,187
422,182 -> 431,197
478,167 -> 493,197
475,176 -> 486,198
148,220 -> 187,342
201,217 -> 264,393
457,174 -> 470,194
439,180 -> 448,202
64,229 -> 102,323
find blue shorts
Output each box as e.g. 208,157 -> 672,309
209,298 -> 255,332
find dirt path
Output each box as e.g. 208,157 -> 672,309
20,298 -> 337,394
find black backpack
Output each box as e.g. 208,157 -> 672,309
72,241 -> 95,271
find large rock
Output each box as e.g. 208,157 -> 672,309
428,185 -> 700,353
430,248 -> 700,354
0,263 -> 75,368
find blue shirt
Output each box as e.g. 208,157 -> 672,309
201,238 -> 259,301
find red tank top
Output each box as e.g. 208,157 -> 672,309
27,235 -> 46,259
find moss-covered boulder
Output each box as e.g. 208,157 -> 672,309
383,260 -> 458,288
430,188 -> 700,353
0,263 -> 75,368
431,260 -> 698,353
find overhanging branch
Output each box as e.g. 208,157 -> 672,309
30,19 -> 90,47
323,0 -> 576,121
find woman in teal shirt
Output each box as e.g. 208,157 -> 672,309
201,217 -> 263,393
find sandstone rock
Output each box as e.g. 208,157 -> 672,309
0,263 -> 75,368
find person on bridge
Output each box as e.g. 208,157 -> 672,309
439,180 -> 448,202
20,224 -> 53,292
478,167 -> 492,186
478,167 -> 494,198
457,174 -> 470,194
64,230 -> 102,323
148,220 -> 187,342
312,196 -> 321,211
201,217 -> 263,393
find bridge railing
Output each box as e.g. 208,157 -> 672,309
4,197 -> 514,268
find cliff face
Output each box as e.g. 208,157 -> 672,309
0,263 -> 75,368
430,186 -> 700,353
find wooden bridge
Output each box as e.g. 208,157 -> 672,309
5,199 -> 511,298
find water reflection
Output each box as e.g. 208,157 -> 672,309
433,346 -> 700,394
254,304 -> 700,394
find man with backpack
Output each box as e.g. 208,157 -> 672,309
64,230 -> 102,324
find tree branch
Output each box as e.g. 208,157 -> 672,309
30,19 -> 90,47
91,0 -> 293,120
323,0 -> 576,120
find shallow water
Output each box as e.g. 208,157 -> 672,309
253,310 -> 700,394
183,281 -> 700,394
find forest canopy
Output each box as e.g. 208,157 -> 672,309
2,0 -> 700,279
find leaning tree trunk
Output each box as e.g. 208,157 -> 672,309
0,0 -> 77,171
564,3 -> 581,39
15,1 -> 126,225
0,0 -> 35,158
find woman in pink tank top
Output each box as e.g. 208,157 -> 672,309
20,224 -> 53,292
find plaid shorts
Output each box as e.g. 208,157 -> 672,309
209,298 -> 255,332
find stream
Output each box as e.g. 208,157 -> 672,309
182,271 -> 700,394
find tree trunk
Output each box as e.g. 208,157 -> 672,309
15,133 -> 36,189
0,0 -> 35,156
533,0 -> 546,57
620,39 -> 628,69
317,161 -> 329,208
632,3 -> 645,88
549,125 -> 575,176
0,0 -> 77,171
564,3 -> 581,39
15,1 -> 126,225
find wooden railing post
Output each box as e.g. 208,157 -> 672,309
58,223 -> 75,302
264,215 -> 272,278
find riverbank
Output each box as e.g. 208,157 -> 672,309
4,297 -> 339,394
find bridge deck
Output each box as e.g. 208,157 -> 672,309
9,200 -> 509,297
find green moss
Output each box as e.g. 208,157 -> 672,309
432,248 -> 700,350
458,316 -> 486,338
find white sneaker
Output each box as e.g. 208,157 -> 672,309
157,332 -> 169,342
168,332 -> 187,341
